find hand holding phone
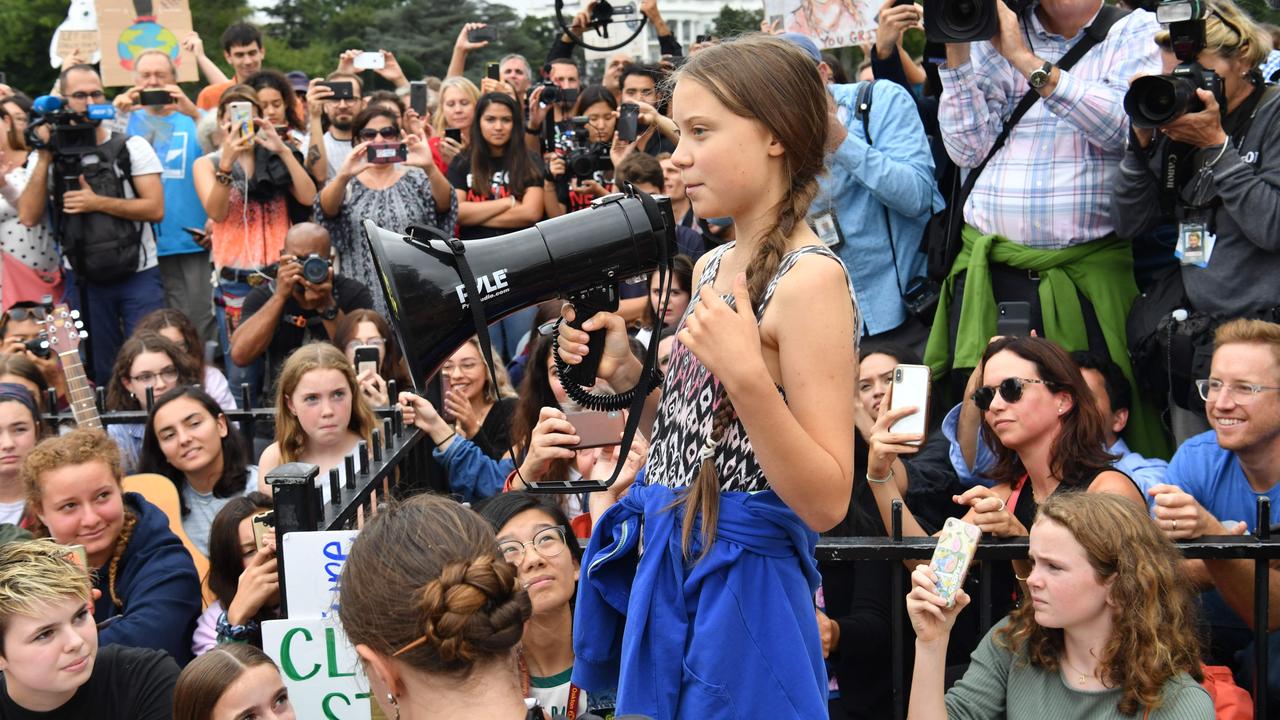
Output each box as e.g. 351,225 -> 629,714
353,51 -> 385,70
928,518 -> 980,608
409,81 -> 428,116
444,127 -> 463,144
564,410 -> 625,450
617,103 -> 640,143
251,511 -> 276,550
228,101 -> 255,139
888,364 -> 930,445
468,26 -> 499,43
320,81 -> 354,100
353,345 -> 380,376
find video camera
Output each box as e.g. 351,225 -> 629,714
558,117 -> 612,183
924,0 -> 1032,42
25,95 -> 114,158
1123,0 -> 1226,128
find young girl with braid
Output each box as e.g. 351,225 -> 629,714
340,493 -> 536,720
21,429 -> 202,665
556,34 -> 860,718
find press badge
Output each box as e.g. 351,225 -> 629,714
1176,222 -> 1215,268
807,209 -> 844,249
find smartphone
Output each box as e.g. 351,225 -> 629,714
353,51 -> 385,70
182,226 -> 207,240
889,364 -> 931,444
696,34 -> 713,44
439,374 -> 454,423
893,0 -> 916,6
565,410 -> 625,450
468,26 -> 498,43
367,142 -> 407,165
228,101 -> 255,139
617,103 -> 639,143
409,81 -> 428,116
139,89 -> 172,106
444,127 -> 463,144
251,511 -> 275,550
929,518 -> 981,608
67,544 -> 87,568
487,62 -> 500,81
996,301 -> 1033,338
353,345 -> 380,376
320,81 -> 354,100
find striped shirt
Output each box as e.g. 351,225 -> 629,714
938,5 -> 1161,248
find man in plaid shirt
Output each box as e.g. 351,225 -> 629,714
923,0 -> 1170,456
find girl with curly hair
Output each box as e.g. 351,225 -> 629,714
905,492 -> 1213,718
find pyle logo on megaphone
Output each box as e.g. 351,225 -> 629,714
453,268 -> 511,306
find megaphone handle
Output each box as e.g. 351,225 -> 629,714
565,285 -> 618,386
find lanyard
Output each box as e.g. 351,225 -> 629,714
518,651 -> 580,719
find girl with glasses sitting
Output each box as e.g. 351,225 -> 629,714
478,492 -> 615,718
105,331 -> 202,474
316,106 -> 456,319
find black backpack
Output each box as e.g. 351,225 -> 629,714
58,132 -> 144,284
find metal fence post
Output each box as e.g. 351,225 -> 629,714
266,462 -> 320,617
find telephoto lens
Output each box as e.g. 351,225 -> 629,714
1123,63 -> 1219,128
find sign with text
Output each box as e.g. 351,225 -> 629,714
762,0 -> 880,49
282,530 -> 358,620
95,0 -> 197,86
263,618 -> 371,720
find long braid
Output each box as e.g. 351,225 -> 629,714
108,511 -> 138,609
678,176 -> 821,560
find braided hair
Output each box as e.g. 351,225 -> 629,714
666,35 -> 829,559
107,511 -> 138,609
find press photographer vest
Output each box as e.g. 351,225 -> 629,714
58,132 -> 144,284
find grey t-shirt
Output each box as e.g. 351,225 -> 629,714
324,131 -> 354,181
180,466 -> 259,556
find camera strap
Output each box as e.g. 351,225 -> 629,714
955,5 -> 1129,219
854,80 -> 907,300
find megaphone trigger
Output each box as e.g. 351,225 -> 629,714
563,285 -> 619,388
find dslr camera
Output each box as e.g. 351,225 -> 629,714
558,117 -> 612,183
534,81 -> 579,107
924,0 -> 1032,42
1123,0 -> 1225,128
297,253 -> 331,284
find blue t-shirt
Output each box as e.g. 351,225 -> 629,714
1166,430 -> 1280,530
125,109 -> 207,256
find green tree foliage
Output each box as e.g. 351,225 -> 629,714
711,4 -> 763,39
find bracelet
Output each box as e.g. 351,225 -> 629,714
1208,135 -> 1232,168
215,611 -> 259,642
525,126 -> 542,136
214,169 -> 233,186
437,431 -> 457,448
866,467 -> 894,485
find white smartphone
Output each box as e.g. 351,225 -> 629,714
228,101 -> 254,138
889,364 -> 931,445
353,51 -> 385,70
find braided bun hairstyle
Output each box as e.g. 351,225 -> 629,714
667,34 -> 829,559
340,494 -> 532,677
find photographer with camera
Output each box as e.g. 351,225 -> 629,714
922,0 -> 1166,455
542,85 -> 617,218
1112,0 -> 1279,440
17,64 -> 166,385
524,58 -> 583,156
231,223 -> 372,387
619,64 -> 677,156
0,302 -> 73,409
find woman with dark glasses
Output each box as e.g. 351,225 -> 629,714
866,337 -> 1144,603
316,105 -> 456,318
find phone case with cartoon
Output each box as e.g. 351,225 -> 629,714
929,517 -> 981,608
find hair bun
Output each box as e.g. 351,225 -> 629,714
415,555 -> 531,665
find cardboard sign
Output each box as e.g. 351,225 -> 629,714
263,618 -> 372,720
763,0 -> 881,49
94,0 -> 197,86
282,530 -> 358,620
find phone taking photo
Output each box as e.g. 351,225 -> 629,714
353,51 -> 385,70
487,62 -> 500,81
468,26 -> 498,43
353,345 -> 380,376
251,511 -> 275,550
228,101 -> 255,139
139,89 -> 172,106
444,127 -> 463,144
929,518 -> 981,608
617,103 -> 639,143
409,81 -> 428,116
564,410 -> 625,450
320,81 -> 354,100
889,364 -> 931,445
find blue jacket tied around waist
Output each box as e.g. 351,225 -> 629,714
572,483 -> 827,719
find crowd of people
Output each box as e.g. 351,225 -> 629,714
0,0 -> 1277,716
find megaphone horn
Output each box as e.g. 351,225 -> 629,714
363,189 -> 676,388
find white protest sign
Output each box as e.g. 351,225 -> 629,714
762,0 -> 881,49
282,530 -> 357,619
263,618 -> 371,720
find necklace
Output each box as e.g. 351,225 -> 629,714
1060,654 -> 1096,686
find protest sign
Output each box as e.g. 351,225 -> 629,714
762,0 -> 881,49
95,0 -> 197,86
263,618 -> 372,720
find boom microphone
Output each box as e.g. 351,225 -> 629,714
363,189 -> 676,386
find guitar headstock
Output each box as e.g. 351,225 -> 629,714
41,304 -> 87,357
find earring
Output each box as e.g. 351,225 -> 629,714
387,693 -> 400,720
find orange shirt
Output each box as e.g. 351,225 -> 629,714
196,80 -> 235,111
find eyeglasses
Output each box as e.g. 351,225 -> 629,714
441,359 -> 481,374
3,307 -> 47,323
498,527 -> 567,564
67,91 -> 106,102
358,126 -> 401,140
971,377 -> 1055,411
1196,378 -> 1280,404
345,338 -> 386,351
130,366 -> 179,386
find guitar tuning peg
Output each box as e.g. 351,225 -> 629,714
78,331 -> 88,339
69,310 -> 80,320
73,320 -> 84,330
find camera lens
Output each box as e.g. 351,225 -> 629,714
301,255 -> 330,284
895,369 -> 902,382
944,0 -> 983,32
1123,74 -> 1196,129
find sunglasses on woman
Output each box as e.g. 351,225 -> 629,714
358,126 -> 401,140
971,377 -> 1056,411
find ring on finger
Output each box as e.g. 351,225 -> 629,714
994,498 -> 1006,513
1172,519 -> 1178,531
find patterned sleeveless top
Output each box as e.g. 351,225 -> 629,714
646,242 -> 861,493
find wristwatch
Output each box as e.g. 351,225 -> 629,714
1029,61 -> 1054,90
319,304 -> 338,321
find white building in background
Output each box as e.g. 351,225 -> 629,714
511,0 -> 760,70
